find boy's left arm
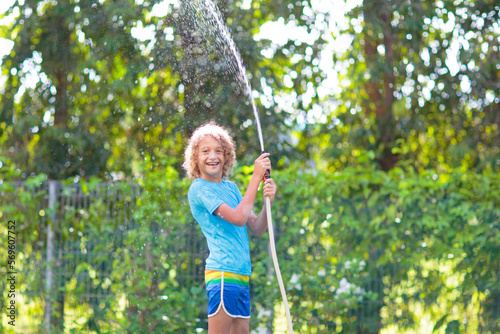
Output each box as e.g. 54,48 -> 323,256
247,178 -> 277,237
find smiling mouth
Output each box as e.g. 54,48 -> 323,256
206,162 -> 219,167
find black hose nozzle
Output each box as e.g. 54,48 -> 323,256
261,150 -> 271,181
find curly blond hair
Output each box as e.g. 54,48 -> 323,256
182,122 -> 236,180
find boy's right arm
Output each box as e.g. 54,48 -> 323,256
213,153 -> 271,226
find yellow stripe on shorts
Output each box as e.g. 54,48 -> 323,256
205,270 -> 249,287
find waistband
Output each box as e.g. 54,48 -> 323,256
205,270 -> 250,287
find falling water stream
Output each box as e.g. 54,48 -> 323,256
183,0 -> 265,152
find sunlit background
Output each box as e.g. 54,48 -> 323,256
0,0 -> 499,333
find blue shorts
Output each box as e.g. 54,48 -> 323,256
205,270 -> 250,318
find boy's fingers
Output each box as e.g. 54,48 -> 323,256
258,153 -> 270,160
264,180 -> 276,191
261,158 -> 271,167
264,178 -> 274,185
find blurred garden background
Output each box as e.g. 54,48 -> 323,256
0,0 -> 499,333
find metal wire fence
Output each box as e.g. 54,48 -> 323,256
0,181 -> 209,333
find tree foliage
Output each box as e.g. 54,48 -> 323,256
0,0 -> 330,179
318,0 -> 499,172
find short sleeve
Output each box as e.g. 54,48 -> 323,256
230,181 -> 253,214
197,185 -> 225,215
231,181 -> 244,202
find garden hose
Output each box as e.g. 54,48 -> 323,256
263,168 -> 294,333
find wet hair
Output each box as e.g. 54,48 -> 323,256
182,122 -> 236,180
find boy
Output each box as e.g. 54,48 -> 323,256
182,122 -> 277,334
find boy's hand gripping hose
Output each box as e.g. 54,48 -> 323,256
263,168 -> 294,333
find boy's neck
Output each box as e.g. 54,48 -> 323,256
200,175 -> 222,183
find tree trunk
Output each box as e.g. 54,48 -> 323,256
363,0 -> 399,171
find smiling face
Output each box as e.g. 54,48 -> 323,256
197,135 -> 226,183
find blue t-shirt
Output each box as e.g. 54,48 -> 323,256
188,178 -> 251,276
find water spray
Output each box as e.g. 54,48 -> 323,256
186,1 -> 293,332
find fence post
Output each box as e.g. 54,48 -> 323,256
45,181 -> 57,333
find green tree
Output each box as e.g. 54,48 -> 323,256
0,0 -> 152,179
307,2 -> 500,331
318,0 -> 499,172
0,0 -> 331,179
